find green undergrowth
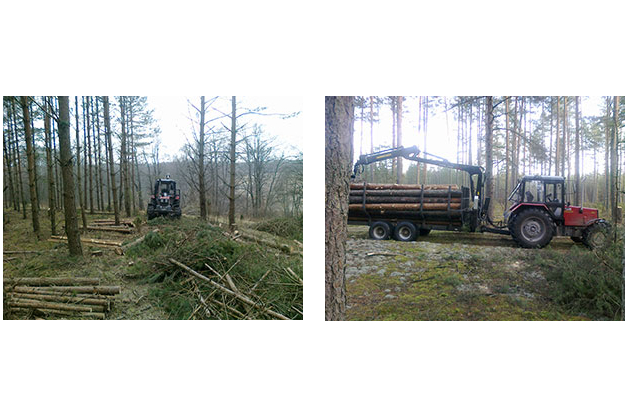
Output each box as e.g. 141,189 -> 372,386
126,217 -> 303,319
253,215 -> 303,241
535,234 -> 625,320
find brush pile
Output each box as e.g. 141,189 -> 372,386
349,183 -> 465,225
3,277 -> 121,319
127,218 -> 303,320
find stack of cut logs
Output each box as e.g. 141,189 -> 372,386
348,183 -> 463,225
83,219 -> 136,234
3,278 -> 121,319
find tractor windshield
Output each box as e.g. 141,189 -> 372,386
157,181 -> 175,196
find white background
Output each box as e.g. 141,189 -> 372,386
1,1 -> 628,419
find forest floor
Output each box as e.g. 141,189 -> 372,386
344,225 -> 605,321
3,209 -> 302,320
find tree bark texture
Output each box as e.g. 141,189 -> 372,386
484,96 -> 495,220
325,96 -> 353,321
57,97 -> 83,256
20,96 -> 41,238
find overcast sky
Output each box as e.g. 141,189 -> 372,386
148,96 -> 303,160
353,96 -> 610,175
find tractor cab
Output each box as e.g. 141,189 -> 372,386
507,176 -> 566,222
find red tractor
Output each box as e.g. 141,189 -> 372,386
502,175 -> 611,249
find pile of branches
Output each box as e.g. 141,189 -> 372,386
3,277 -> 121,319
169,258 -> 301,320
128,220 -> 303,320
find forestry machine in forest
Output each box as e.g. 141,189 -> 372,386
350,145 -> 611,249
147,175 -> 182,220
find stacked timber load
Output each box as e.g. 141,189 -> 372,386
3,278 -> 121,320
348,183 -> 465,225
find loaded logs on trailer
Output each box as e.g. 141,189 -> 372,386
348,182 -> 468,235
3,277 -> 121,319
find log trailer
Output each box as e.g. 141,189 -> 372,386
350,146 -> 611,249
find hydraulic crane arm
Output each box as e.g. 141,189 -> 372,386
353,145 -> 484,178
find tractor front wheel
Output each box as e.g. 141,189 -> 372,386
582,220 -> 612,250
509,208 -> 554,248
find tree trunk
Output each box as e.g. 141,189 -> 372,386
611,96 -> 619,223
74,97 -> 88,229
396,96 -> 403,183
120,97 -> 132,217
604,97 -> 610,209
369,96 -> 374,182
103,97 -> 120,226
10,99 -> 28,218
44,98 -> 57,236
574,96 -> 581,205
57,97 -> 83,256
20,96 -> 41,239
3,127 -> 17,211
325,96 -> 353,321
199,96 -> 207,220
484,96 -> 495,220
228,96 -> 237,231
504,97 -> 510,211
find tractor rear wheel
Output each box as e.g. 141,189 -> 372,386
509,208 -> 554,248
369,221 -> 391,240
393,221 -> 417,242
582,220 -> 612,250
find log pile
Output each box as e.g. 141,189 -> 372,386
3,278 -> 121,319
349,182 -> 464,224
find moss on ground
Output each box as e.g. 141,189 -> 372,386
345,227 -> 592,321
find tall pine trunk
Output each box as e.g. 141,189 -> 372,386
325,96 -> 353,321
198,96 -> 208,220
44,97 -> 57,236
574,96 -> 581,205
11,99 -> 28,219
57,97 -> 82,256
103,97 -> 120,225
75,97 -> 87,228
484,96 -> 495,220
396,96 -> 403,183
20,96 -> 41,239
228,96 -> 237,231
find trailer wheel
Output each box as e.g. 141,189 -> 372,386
393,221 -> 417,242
582,220 -> 612,250
369,221 -> 391,240
510,208 -> 554,248
417,228 -> 431,236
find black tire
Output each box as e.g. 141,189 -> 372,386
570,236 -> 582,243
582,220 -> 612,250
417,228 -> 431,236
509,208 -> 555,248
393,221 -> 417,242
369,221 -> 391,240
